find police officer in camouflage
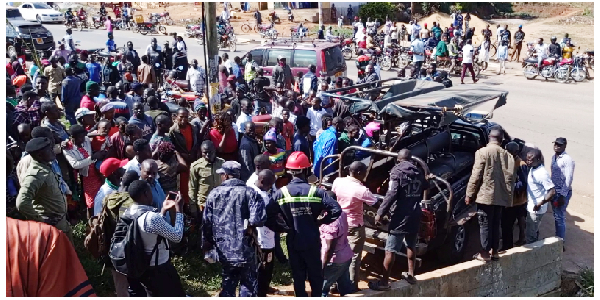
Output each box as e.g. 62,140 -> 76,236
266,152 -> 342,297
202,161 -> 267,297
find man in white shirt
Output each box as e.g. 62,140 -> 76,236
411,20 -> 421,41
496,25 -> 504,48
460,39 -> 478,84
249,169 -> 277,297
306,98 -> 328,140
390,28 -> 398,44
534,38 -> 549,72
525,149 -> 556,244
410,37 -> 425,78
384,32 -> 392,49
63,28 -> 75,51
186,59 -> 206,94
550,138 -> 575,244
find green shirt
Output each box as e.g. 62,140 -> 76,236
189,157 -> 225,206
16,160 -> 67,222
436,41 -> 448,57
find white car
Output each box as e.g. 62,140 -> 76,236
18,2 -> 65,23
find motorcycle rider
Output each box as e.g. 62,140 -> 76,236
99,3 -> 107,17
65,8 -> 75,27
124,41 -> 141,80
325,26 -> 335,42
534,38 -> 549,73
548,36 -> 562,60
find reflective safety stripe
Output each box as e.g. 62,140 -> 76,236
278,185 -> 321,205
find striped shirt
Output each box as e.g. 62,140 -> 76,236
264,149 -> 286,177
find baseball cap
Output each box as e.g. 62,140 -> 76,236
216,161 -> 241,177
553,137 -> 567,145
99,158 -> 128,177
75,108 -> 96,120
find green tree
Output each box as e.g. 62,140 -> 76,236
358,2 -> 398,23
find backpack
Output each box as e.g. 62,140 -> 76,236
109,209 -> 163,279
84,201 -> 111,259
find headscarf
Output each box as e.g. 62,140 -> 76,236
264,128 -> 277,142
365,122 -> 381,137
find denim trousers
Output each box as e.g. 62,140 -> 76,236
526,211 -> 545,244
552,190 -> 572,241
322,260 -> 353,297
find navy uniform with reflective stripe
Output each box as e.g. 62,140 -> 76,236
267,177 -> 342,297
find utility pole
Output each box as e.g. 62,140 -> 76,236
204,2 -> 221,113
318,2 -> 323,28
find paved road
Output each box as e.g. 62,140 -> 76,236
46,22 -> 595,243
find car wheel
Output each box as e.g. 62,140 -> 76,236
36,15 -> 42,23
436,224 -> 468,265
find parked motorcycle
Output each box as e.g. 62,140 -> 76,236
554,55 -> 588,83
258,22 -> 278,40
91,14 -> 108,29
132,20 -> 167,36
522,56 -> 561,81
113,18 -> 130,30
150,12 -> 175,26
185,24 -> 202,38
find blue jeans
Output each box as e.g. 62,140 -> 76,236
322,260 -> 353,297
254,100 -> 272,115
63,100 -> 79,125
552,190 -> 572,241
220,260 -> 258,297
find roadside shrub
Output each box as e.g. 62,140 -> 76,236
358,2 -> 398,23
576,268 -> 594,297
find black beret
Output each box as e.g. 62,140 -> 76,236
25,137 -> 52,153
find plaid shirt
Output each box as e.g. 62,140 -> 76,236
551,152 -> 575,197
13,100 -> 41,128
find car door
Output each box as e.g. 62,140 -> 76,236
264,49 -> 292,81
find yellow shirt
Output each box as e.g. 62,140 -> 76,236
563,46 -> 574,59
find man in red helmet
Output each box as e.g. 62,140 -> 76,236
266,151 -> 341,297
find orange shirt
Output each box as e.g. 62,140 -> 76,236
282,121 -> 295,151
181,124 -> 193,152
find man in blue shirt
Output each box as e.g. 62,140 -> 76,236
293,116 -> 311,159
85,55 -> 102,84
129,102 -> 155,140
106,32 -> 116,52
313,117 -> 344,179
60,67 -> 82,125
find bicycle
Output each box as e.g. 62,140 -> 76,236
241,20 -> 257,33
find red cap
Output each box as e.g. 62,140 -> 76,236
286,151 -> 312,170
12,75 -> 27,88
99,158 -> 128,177
124,72 -> 133,81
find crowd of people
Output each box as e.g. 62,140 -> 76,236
349,10 -> 580,82
6,7 -> 576,298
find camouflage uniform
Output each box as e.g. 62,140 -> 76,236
202,178 -> 267,297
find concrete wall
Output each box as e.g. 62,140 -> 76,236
352,237 -> 563,297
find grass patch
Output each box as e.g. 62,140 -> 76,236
71,220 -> 293,296
576,268 -> 594,297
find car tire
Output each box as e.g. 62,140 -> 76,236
36,15 -> 42,23
436,224 -> 468,265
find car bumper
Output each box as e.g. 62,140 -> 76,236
40,15 -> 64,22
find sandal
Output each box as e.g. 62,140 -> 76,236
473,253 -> 491,262
368,280 -> 391,291
401,272 -> 417,285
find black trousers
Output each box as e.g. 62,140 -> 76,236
501,204 -> 526,250
274,233 -> 287,263
288,246 -> 323,297
257,248 -> 275,297
129,261 -> 186,297
477,203 -> 503,252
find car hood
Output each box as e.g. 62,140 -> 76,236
9,19 -> 40,26
31,8 -> 61,14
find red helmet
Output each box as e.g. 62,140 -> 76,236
354,16 -> 358,20
286,151 -> 312,170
